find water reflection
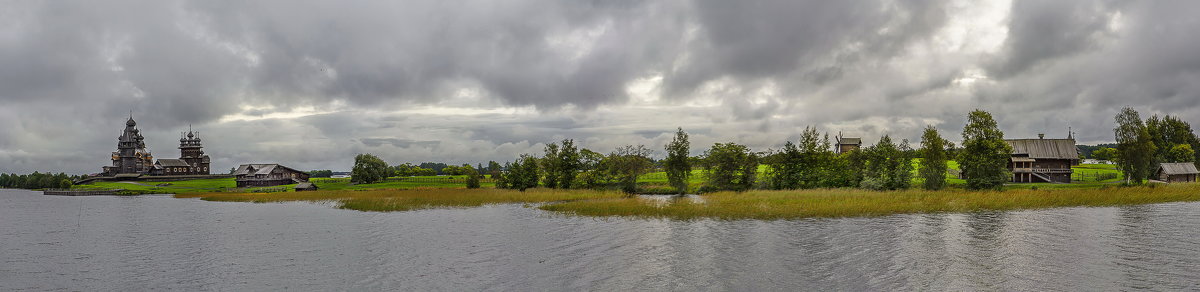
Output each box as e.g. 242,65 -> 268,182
3,189 -> 1200,290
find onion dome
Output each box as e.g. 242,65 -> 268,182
126,118 -> 136,126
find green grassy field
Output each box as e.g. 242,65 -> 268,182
540,183 -> 1200,220
72,178 -> 237,193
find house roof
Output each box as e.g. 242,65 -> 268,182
233,164 -> 303,176
1158,163 -> 1199,175
156,159 -> 189,167
1005,139 -> 1079,160
838,137 -> 861,145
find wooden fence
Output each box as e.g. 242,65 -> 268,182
43,189 -> 119,196
312,176 -> 497,184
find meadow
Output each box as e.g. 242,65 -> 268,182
176,188 -> 625,212
539,183 -> 1200,220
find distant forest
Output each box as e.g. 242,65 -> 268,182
1077,143 -> 1118,159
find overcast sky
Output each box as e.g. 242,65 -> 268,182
3,0 -> 1200,174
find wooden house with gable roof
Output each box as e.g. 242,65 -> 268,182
233,164 -> 310,187
1005,133 -> 1079,183
1155,163 -> 1198,183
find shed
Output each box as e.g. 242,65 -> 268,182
1156,163 -> 1199,183
294,182 -> 318,191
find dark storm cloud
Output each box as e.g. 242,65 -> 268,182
664,0 -> 949,97
988,1 -> 1118,78
4,0 -> 1200,174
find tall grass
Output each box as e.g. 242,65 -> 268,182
176,188 -> 625,212
539,184 -> 1200,220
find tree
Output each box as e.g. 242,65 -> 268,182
821,150 -> 860,188
307,170 -> 334,178
576,148 -> 612,189
351,154 -> 389,184
663,127 -> 692,194
1092,147 -> 1117,161
765,141 -> 803,190
860,135 -> 912,190
443,165 -> 462,176
796,128 -> 836,188
959,110 -> 1012,190
508,154 -> 541,191
541,143 -> 560,188
557,139 -> 581,189
59,179 -> 73,189
495,162 -> 512,189
487,161 -> 502,179
702,142 -> 759,192
919,126 -> 949,190
1115,107 -> 1156,184
610,145 -> 654,193
1168,144 -> 1195,163
464,166 -> 481,189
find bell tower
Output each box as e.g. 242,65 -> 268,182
179,126 -> 211,174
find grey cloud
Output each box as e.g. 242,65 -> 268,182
665,0 -> 950,97
988,0 -> 1118,78
360,138 -> 439,148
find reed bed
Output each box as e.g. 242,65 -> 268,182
175,188 -> 626,212
539,184 -> 1200,220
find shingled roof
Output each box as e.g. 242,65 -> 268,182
1005,139 -> 1079,160
156,159 -> 189,167
233,164 -> 303,176
1158,163 -> 1199,175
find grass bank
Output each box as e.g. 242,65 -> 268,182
539,184 -> 1200,220
175,188 -> 625,212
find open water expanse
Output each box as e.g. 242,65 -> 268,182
2,189 -> 1200,291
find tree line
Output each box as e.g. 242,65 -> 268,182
341,107 -> 1195,192
0,172 -> 78,189
482,109 -> 1011,193
349,154 -> 484,188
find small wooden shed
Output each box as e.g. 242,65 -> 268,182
294,182 -> 319,191
1156,163 -> 1199,183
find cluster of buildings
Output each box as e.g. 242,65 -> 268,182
835,132 -> 1197,184
99,115 -> 312,189
102,115 -> 211,177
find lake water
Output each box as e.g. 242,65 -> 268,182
3,189 -> 1200,291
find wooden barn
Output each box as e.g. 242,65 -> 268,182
1155,163 -> 1198,183
233,164 -> 310,187
1006,136 -> 1079,183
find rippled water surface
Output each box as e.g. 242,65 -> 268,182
3,189 -> 1200,291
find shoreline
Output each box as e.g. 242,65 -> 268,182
172,184 -> 1200,220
